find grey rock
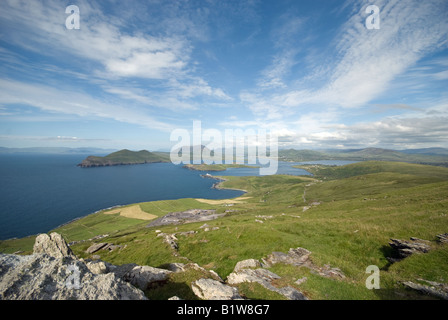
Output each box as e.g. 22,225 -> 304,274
227,268 -> 281,285
147,209 -> 225,228
0,233 -> 147,300
227,268 -> 307,300
108,263 -> 138,279
389,238 -> 431,260
192,278 -> 243,300
166,263 -> 187,273
33,233 -> 74,258
263,247 -> 312,267
233,259 -> 262,272
318,265 -> 345,279
86,260 -> 109,274
86,243 -> 109,254
122,265 -> 172,290
157,233 -> 179,250
436,233 -> 448,244
403,279 -> 448,300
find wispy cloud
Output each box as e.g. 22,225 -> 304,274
239,0 -> 448,148
0,79 -> 174,132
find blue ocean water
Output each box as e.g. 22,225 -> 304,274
0,154 -> 246,240
0,154 -> 355,240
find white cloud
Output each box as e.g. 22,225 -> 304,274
245,0 -> 448,117
0,0 -> 233,124
0,79 -> 174,132
0,0 -> 191,80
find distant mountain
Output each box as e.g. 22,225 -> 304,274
0,147 -> 117,155
397,148 -> 448,156
77,149 -> 170,167
278,149 -> 331,161
279,147 -> 448,166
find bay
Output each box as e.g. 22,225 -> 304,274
0,154 -> 355,240
0,154 -> 244,240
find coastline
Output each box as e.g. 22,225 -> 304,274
0,174 -> 247,243
211,176 -> 248,193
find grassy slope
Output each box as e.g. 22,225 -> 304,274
1,161 -> 447,300
280,148 -> 448,165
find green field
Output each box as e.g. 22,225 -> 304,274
1,160 -> 447,300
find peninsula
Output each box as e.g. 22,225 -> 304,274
77,149 -> 170,168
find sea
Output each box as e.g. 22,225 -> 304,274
0,153 -> 357,240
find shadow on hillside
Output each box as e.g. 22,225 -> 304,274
379,245 -> 398,271
145,281 -> 198,300
372,287 -> 438,300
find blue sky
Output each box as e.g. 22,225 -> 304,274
0,0 -> 447,151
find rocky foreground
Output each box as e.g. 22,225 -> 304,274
0,232 -> 343,300
3,231 -> 446,300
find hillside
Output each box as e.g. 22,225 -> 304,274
78,149 -> 170,167
2,161 -> 448,300
279,147 -> 448,166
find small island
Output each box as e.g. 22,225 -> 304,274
78,149 -> 170,168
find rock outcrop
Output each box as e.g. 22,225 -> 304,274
388,238 -> 431,262
122,265 -> 172,291
0,233 -> 147,300
436,233 -> 448,244
146,209 -> 225,228
262,248 -> 312,268
403,279 -> 448,300
1,234 -> 349,301
191,278 -> 243,300
262,247 -> 345,279
33,232 -> 75,258
227,261 -> 307,300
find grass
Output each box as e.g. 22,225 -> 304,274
1,160 -> 447,300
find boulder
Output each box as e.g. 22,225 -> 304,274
33,233 -> 74,258
0,233 -> 147,300
86,242 -> 109,254
262,247 -> 312,267
227,268 -> 281,285
227,268 -> 307,300
191,278 -> 242,300
233,259 -> 262,272
86,260 -> 109,274
122,265 -> 172,290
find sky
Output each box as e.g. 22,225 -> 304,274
0,0 -> 447,151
